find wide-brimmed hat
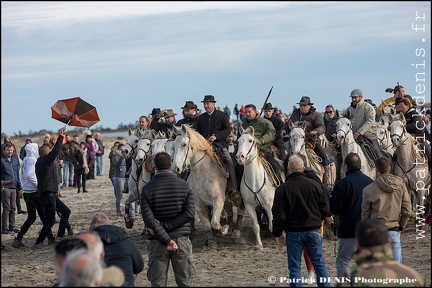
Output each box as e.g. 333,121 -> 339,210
163,109 -> 177,117
181,101 -> 197,110
350,89 -> 363,97
263,103 -> 274,111
151,108 -> 161,116
297,96 -> 314,105
201,95 -> 217,103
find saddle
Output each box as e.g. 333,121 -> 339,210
355,135 -> 378,167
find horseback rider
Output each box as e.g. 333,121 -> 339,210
240,104 -> 284,184
150,108 -> 177,135
281,96 -> 330,178
396,98 -> 431,166
263,103 -> 287,162
323,104 -> 339,144
176,101 -> 199,127
346,89 -> 384,159
194,95 -> 241,207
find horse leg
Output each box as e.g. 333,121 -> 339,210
210,199 -> 229,236
196,202 -> 217,249
244,203 -> 263,250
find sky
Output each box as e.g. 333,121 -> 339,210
1,1 -> 431,136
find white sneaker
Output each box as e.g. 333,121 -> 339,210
304,272 -> 315,285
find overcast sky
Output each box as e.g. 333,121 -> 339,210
2,1 -> 430,136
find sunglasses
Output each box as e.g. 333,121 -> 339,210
325,111 -> 334,114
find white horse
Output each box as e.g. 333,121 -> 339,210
135,130 -> 154,199
287,120 -> 337,191
236,126 -> 279,250
122,127 -> 150,228
172,125 -> 229,248
389,113 -> 430,211
336,117 -> 376,179
375,118 -> 395,156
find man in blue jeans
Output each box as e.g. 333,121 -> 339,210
272,154 -> 330,287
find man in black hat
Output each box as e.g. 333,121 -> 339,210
263,103 -> 287,161
195,95 -> 241,207
281,96 -> 330,178
150,109 -> 177,135
176,101 -> 199,127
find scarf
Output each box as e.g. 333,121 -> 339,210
79,147 -> 89,175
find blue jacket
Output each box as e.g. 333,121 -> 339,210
1,150 -> 22,190
329,169 -> 374,238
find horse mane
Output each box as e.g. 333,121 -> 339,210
181,125 -> 229,177
181,125 -> 214,156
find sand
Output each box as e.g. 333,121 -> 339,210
1,137 -> 430,287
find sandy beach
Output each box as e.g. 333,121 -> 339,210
1,136 -> 431,287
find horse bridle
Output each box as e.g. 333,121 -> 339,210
290,127 -> 306,153
336,121 -> 355,146
390,121 -> 408,146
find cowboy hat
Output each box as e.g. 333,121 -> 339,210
297,96 -> 314,105
263,103 -> 274,110
151,108 -> 161,116
163,109 -> 177,117
201,95 -> 217,103
181,101 -> 197,110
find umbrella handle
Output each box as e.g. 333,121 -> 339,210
66,115 -> 73,126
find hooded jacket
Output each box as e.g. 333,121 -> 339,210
361,173 -> 412,229
20,143 -> 39,191
95,225 -> 144,287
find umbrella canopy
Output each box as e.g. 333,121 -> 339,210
51,97 -> 100,128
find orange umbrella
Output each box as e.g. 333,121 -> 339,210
51,97 -> 100,128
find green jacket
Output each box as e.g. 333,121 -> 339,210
241,115 -> 275,153
347,244 -> 425,287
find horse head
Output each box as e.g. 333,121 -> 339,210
336,117 -> 353,145
172,125 -> 193,175
135,135 -> 153,166
289,122 -> 306,155
236,126 -> 258,165
389,113 -> 407,147
122,129 -> 140,158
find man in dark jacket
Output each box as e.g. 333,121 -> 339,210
34,126 -> 68,249
89,212 -> 144,287
329,152 -> 374,277
263,102 -> 287,161
176,100 -> 199,127
194,95 -> 240,205
141,151 -> 196,286
272,154 -> 330,287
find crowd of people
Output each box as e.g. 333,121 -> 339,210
1,85 -> 430,286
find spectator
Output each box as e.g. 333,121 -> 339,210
94,132 -> 105,177
329,152 -> 374,277
58,248 -> 104,287
1,142 -> 23,234
61,135 -> 74,188
272,154 -> 330,287
33,127 -> 68,249
89,212 -> 144,287
233,103 -> 240,121
70,135 -> 80,188
13,143 -> 56,248
72,142 -> 90,193
361,157 -> 411,262
85,134 -> 96,180
347,219 -> 425,286
53,237 -> 88,284
112,143 -> 126,218
109,141 -> 121,198
141,152 -> 196,286
19,138 -> 32,161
